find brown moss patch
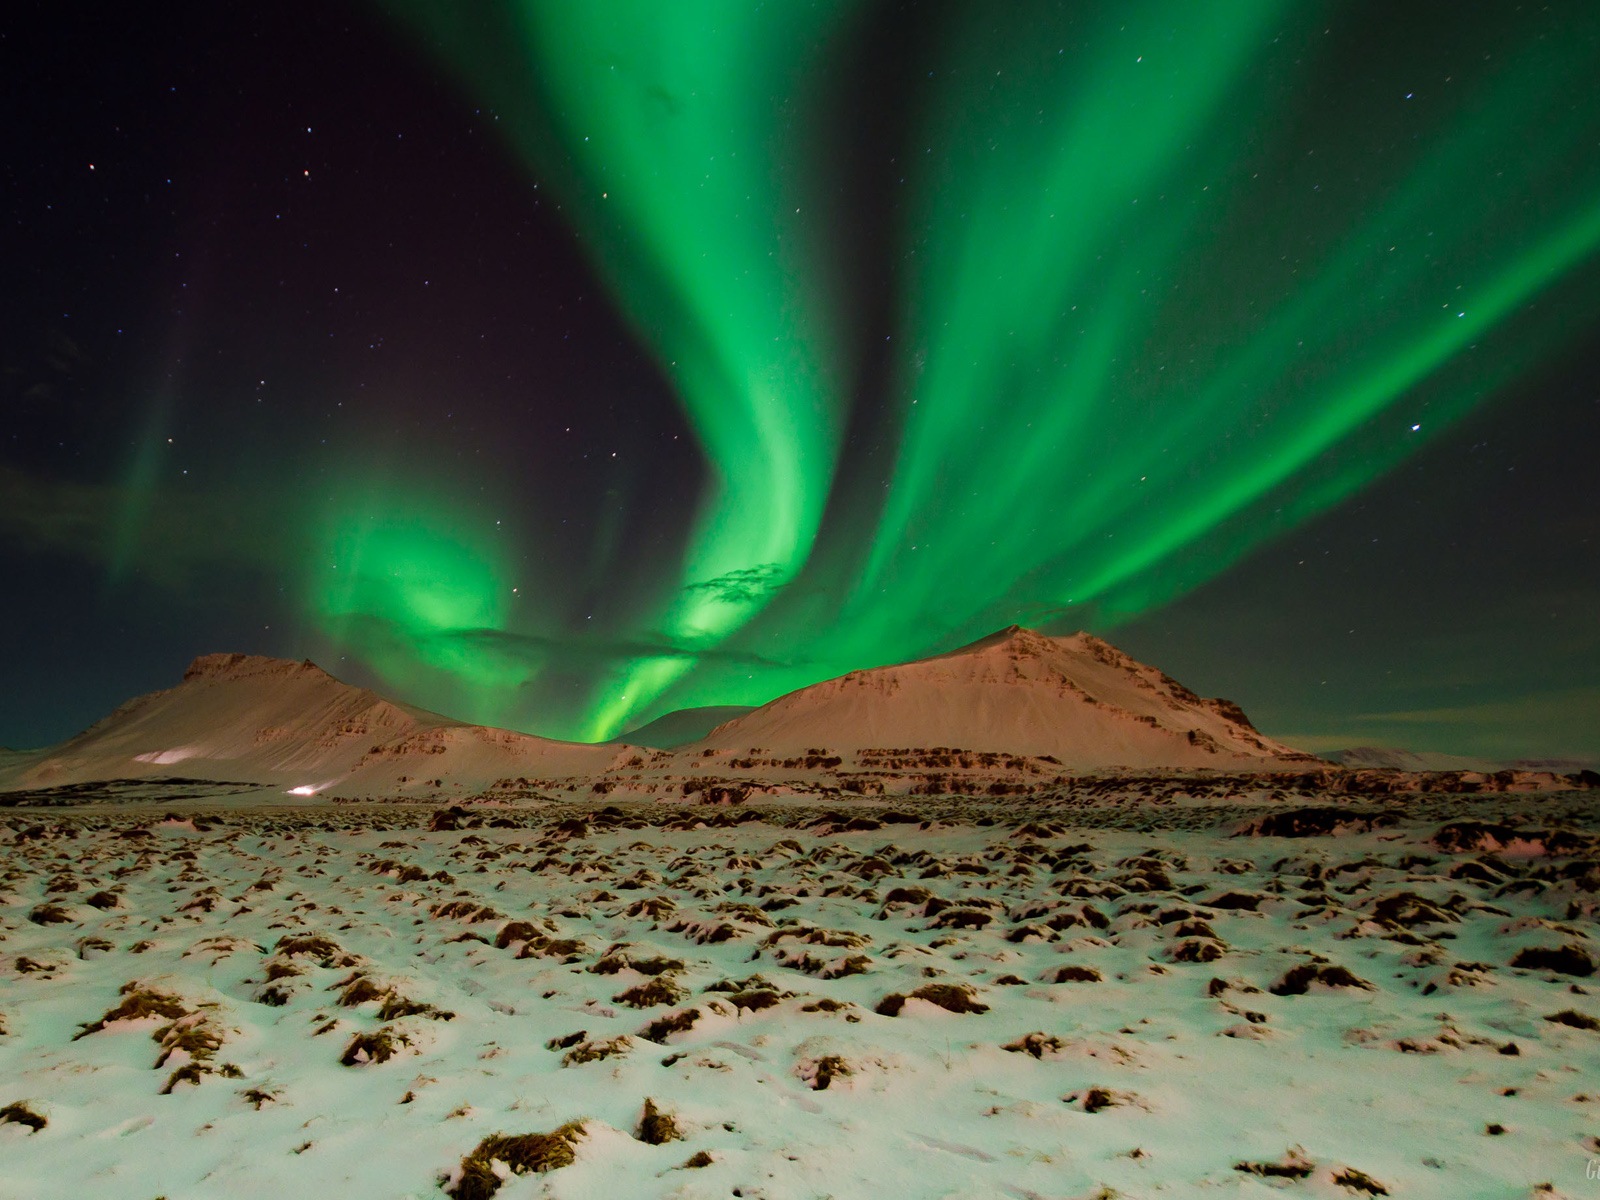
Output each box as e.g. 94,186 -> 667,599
339,1025 -> 412,1066
1369,892 -> 1459,929
1269,963 -> 1374,996
431,899 -> 504,924
1004,1031 -> 1065,1058
0,1102 -> 46,1132
667,919 -> 740,944
589,949 -> 687,976
1169,938 -> 1227,963
272,934 -> 357,968
560,1036 -> 633,1066
1234,1147 -> 1315,1179
377,994 -> 454,1022
1079,1087 -> 1120,1114
516,937 -> 588,963
1332,1167 -> 1390,1195
1545,1008 -> 1600,1031
153,1014 -> 224,1068
492,920 -> 545,950
639,1008 -> 703,1044
448,1123 -> 586,1199
159,1062 -> 213,1094
613,978 -> 687,1009
1510,944 -> 1595,977
930,907 -> 993,930
74,986 -> 190,1039
822,955 -> 873,980
336,975 -> 386,1007
76,936 -> 114,960
255,983 -> 295,1007
636,1098 -> 681,1144
800,998 -> 851,1013
724,989 -> 782,1013
797,1055 -> 853,1090
876,983 -> 989,1016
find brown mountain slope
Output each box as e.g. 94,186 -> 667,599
689,626 -> 1319,768
0,652 -> 631,794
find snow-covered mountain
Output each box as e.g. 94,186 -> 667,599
689,626 -> 1319,768
0,631 -> 1321,796
0,652 -> 631,795
1325,746 -> 1599,773
1326,746 -> 1494,772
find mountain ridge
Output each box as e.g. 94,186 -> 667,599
0,651 -> 631,795
1,629 -> 1327,796
687,625 -> 1318,768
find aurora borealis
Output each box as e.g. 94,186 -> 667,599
4,1 -> 1598,760
394,0 -> 861,740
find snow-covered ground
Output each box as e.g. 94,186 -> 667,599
2,794 -> 1597,1198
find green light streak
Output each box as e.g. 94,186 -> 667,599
385,0 -> 856,736
513,2 -> 848,597
865,0 -> 1292,597
311,481 -> 527,727
825,0 -> 1600,675
107,425 -> 167,584
354,2 -> 1600,741
1004,39 -> 1600,614
1073,199 -> 1600,609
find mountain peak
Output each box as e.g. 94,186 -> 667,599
4,650 -> 628,794
692,625 -> 1316,766
936,624 -> 1060,660
182,653 -> 331,683
937,625 -> 1130,665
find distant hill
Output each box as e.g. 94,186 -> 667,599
0,652 -> 630,795
620,705 -> 756,749
1325,745 -> 1599,773
1325,746 -> 1494,772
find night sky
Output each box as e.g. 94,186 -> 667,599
4,1 -> 1597,761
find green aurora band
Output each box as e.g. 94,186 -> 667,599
312,479 -> 527,727
380,0 -> 857,738
845,2 -> 1600,651
332,0 -> 1600,741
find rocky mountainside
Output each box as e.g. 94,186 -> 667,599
689,626 -> 1320,769
1,631 -> 1327,798
0,652 -> 630,794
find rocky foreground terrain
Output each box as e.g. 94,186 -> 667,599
2,789 -> 1598,1199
